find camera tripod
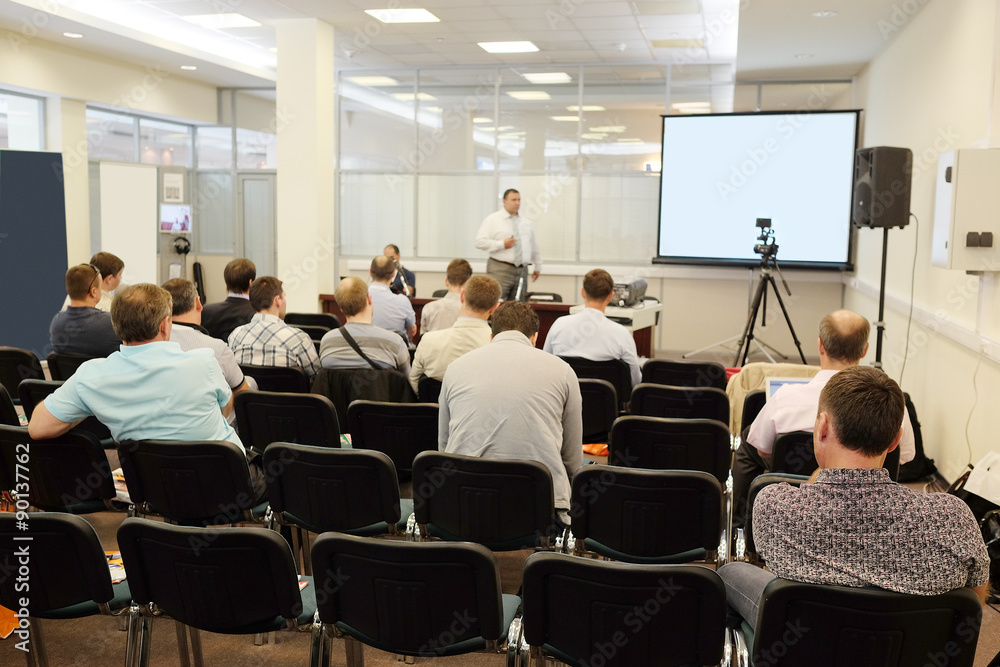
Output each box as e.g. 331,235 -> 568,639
733,255 -> 807,367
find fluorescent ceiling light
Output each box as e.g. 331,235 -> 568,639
652,38 -> 705,49
618,138 -> 643,142
347,76 -> 400,86
522,72 -> 571,84
392,92 -> 437,101
567,105 -> 605,112
582,133 -> 607,140
479,41 -> 539,54
590,126 -> 626,133
551,116 -> 580,122
473,117 -> 493,124
506,91 -> 551,101
182,14 -> 261,29
365,8 -> 440,23
672,102 -> 710,109
63,32 -> 84,39
180,65 -> 198,71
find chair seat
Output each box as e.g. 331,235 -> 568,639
34,580 -> 132,620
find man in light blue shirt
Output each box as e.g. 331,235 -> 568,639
28,283 -> 266,502
369,255 -> 417,341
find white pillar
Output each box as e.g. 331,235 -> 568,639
274,19 -> 336,312
45,97 -> 90,266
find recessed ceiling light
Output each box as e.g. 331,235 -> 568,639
63,32 -> 84,39
347,76 -> 400,86
550,116 -> 580,121
182,14 -> 261,29
365,8 -> 440,23
567,105 -> 605,112
795,53 -> 815,59
812,10 -> 837,18
473,117 -> 492,124
392,92 -> 436,101
479,41 -> 539,54
506,91 -> 551,101
590,125 -> 626,133
522,72 -> 571,84
181,65 -> 198,71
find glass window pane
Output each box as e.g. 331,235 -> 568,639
339,72 -> 417,170
87,108 -> 135,162
0,93 -> 43,150
194,172 -> 233,254
139,118 -> 192,167
417,174 -> 497,259
415,69 -> 499,172
497,68 -> 580,172
579,174 -> 660,264
580,66 -> 666,173
498,174 -> 578,263
339,173 -> 414,257
196,126 -> 233,169
236,128 -> 276,169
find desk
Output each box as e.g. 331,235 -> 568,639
318,296 -> 660,356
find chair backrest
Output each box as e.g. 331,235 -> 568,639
0,383 -> 19,426
0,424 -> 116,513
608,416 -> 732,483
292,324 -> 330,342
0,347 -> 43,403
629,383 -> 730,423
521,552 -> 727,667
578,379 -> 617,444
740,389 -> 767,436
0,512 -> 116,615
284,312 -> 340,329
116,439 -> 259,525
417,375 -> 442,403
570,467 -> 723,564
238,364 -> 311,393
641,358 -> 728,391
744,473 -> 808,563
770,430 -> 818,475
346,400 -> 438,475
752,579 -> 982,667
412,451 -> 556,550
17,378 -> 114,443
234,390 -> 341,455
431,289 -> 448,298
559,357 -> 632,407
311,368 -> 417,433
46,352 -> 97,381
263,443 -> 403,534
117,517 -> 305,634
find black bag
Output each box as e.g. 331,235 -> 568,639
981,509 -> 1000,591
897,393 -> 937,482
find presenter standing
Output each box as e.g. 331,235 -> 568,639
475,188 -> 542,301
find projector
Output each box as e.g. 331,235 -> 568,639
612,278 -> 647,307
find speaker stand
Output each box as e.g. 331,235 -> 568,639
873,227 -> 889,368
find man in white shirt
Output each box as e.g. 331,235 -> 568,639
421,258 -> 473,334
731,309 -> 916,529
475,188 -> 542,301
543,268 -> 642,389
369,255 -> 417,341
410,274 -> 501,392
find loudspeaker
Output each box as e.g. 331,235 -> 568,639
852,146 -> 913,229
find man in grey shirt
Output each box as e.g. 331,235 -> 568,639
439,301 -> 583,518
320,277 -> 411,375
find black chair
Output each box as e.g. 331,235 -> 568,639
570,466 -> 726,565
740,389 -> 767,436
630,383 -> 730,423
285,312 -> 340,329
18,379 -> 114,445
734,579 -> 982,667
0,424 -> 120,514
311,368 -> 417,433
579,378 -> 617,444
0,383 -> 19,426
608,416 -> 732,484
0,512 -> 134,666
46,351 -> 98,381
411,451 -> 558,550
116,439 -> 267,525
311,532 -> 522,666
526,291 -> 562,302
117,517 -> 318,667
0,347 -> 44,404
234,390 -> 341,455
417,375 -> 442,403
742,473 -> 808,565
771,429 -> 901,481
559,357 -> 632,410
520,552 -> 728,667
238,364 -> 311,393
293,324 -> 330,341
431,289 -> 448,298
641,358 -> 728,391
346,400 -> 438,477
263,443 -> 412,573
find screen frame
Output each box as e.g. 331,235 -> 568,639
653,109 -> 861,271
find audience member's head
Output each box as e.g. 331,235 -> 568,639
162,278 -> 199,317
463,275 -> 501,314
90,252 -> 125,289
249,276 -> 285,316
817,365 -> 905,457
819,310 -> 870,364
370,255 -> 396,283
224,258 -> 256,293
446,258 -> 473,288
491,301 -> 539,338
582,269 -> 615,302
335,277 -> 370,317
111,284 -> 172,343
65,264 -> 102,301
384,244 -> 401,262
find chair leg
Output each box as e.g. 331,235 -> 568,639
23,618 -> 47,667
174,621 -> 191,667
394,655 -> 414,663
254,632 -> 269,646
344,635 -> 365,667
189,627 -> 204,667
309,622 -> 332,667
301,528 -> 313,576
133,614 -> 153,667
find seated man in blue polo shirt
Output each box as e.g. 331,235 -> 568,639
28,283 -> 265,503
369,255 -> 417,341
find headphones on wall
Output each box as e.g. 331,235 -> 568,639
173,236 -> 191,255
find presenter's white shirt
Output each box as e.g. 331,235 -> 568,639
475,208 -> 543,271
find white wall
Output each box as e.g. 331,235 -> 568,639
848,0 -> 1000,481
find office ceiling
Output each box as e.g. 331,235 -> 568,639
0,0 -> 927,90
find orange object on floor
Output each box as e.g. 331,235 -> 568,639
582,443 -> 608,457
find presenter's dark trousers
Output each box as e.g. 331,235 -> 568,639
487,257 -> 529,301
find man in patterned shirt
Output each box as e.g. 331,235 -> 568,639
720,366 -> 989,631
228,276 -> 321,379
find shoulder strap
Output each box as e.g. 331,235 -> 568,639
338,325 -> 381,370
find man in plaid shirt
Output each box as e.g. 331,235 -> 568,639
228,276 -> 321,379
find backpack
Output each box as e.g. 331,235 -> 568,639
898,392 -> 937,482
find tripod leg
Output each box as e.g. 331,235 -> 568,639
765,275 -> 808,364
734,277 -> 768,367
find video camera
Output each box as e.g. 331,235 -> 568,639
753,217 -> 779,259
